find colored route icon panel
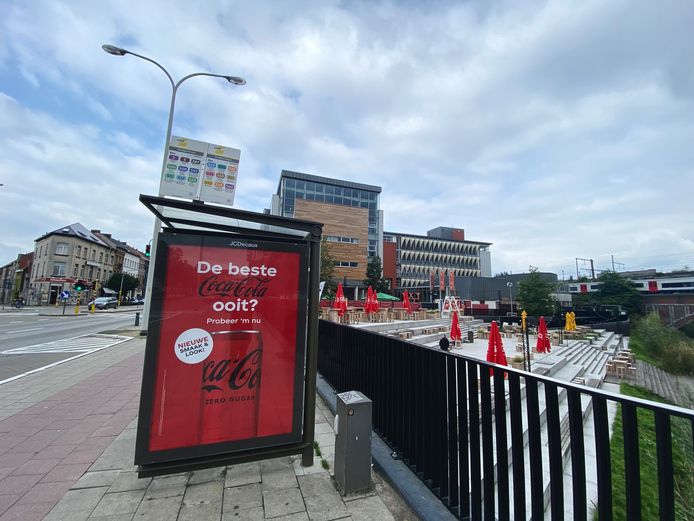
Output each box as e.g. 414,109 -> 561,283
199,144 -> 241,206
159,136 -> 241,206
159,137 -> 207,199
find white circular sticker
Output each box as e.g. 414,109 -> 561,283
174,328 -> 213,364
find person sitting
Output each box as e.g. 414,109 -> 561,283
439,335 -> 450,351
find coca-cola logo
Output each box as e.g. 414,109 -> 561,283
201,349 -> 261,392
198,275 -> 270,298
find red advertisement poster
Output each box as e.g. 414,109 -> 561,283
439,269 -> 445,291
449,270 -> 455,293
136,232 -> 308,464
429,270 -> 434,290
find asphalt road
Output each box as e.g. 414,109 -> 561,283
0,309 -> 141,382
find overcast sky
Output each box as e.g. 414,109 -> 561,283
1,0 -> 693,278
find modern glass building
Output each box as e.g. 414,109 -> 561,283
272,170 -> 383,260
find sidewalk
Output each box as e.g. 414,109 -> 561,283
0,336 -> 414,521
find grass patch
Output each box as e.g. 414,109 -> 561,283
629,314 -> 694,375
608,383 -> 694,520
313,440 -> 330,471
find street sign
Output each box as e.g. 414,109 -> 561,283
60,291 -> 70,300
160,136 -> 241,207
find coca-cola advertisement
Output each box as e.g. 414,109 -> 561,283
136,231 -> 309,465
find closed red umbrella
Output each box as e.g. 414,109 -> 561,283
536,316 -> 551,353
494,323 -> 508,370
450,311 -> 462,343
334,282 -> 348,317
365,286 -> 375,314
403,290 -> 413,314
486,321 -> 500,376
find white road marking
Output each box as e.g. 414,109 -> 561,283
1,333 -> 130,355
9,321 -> 24,324
6,327 -> 43,334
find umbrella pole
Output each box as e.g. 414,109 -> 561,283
525,323 -> 532,372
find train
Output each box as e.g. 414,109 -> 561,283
567,275 -> 694,295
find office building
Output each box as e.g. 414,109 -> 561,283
271,170 -> 383,297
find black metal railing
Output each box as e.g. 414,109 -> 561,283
317,320 -> 694,520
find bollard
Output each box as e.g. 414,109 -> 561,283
334,391 -> 372,495
135,312 -> 140,327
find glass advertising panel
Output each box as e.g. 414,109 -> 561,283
135,231 -> 309,466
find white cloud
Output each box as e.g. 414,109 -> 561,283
0,0 -> 692,278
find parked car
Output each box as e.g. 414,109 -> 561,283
88,297 -> 118,310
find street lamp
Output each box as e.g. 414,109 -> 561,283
102,44 -> 246,334
507,282 -> 514,315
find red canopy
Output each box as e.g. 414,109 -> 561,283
536,316 -> 551,353
450,311 -> 462,342
333,282 -> 348,317
403,291 -> 413,314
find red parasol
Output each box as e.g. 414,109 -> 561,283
365,286 -> 375,314
333,282 -> 348,317
486,321 -> 500,376
536,316 -> 551,353
494,322 -> 509,370
403,290 -> 413,314
485,321 -> 509,377
450,311 -> 462,343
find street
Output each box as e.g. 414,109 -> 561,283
0,309 -> 141,382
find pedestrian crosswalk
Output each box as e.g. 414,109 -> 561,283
1,334 -> 131,355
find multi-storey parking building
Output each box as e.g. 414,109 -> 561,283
383,227 -> 492,301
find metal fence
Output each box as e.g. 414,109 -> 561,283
317,320 -> 694,520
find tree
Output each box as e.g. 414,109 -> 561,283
517,267 -> 557,316
320,240 -> 337,300
363,256 -> 390,293
593,271 -> 642,315
105,273 -> 140,296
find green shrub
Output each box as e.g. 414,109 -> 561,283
661,342 -> 694,375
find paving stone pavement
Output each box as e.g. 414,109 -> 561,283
0,335 -> 414,520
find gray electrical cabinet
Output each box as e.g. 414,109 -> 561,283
334,391 -> 373,495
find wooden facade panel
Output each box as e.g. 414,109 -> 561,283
294,199 -> 368,280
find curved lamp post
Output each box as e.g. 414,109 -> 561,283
102,44 -> 245,333
507,281 -> 514,315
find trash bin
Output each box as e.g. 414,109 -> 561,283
467,330 -> 474,343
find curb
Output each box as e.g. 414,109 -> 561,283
316,374 -> 456,521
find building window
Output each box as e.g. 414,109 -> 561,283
52,262 -> 66,277
325,236 -> 359,244
73,264 -> 78,277
336,261 -> 359,268
99,252 -> 103,263
55,243 -> 69,255
76,245 -> 81,257
91,250 -> 96,260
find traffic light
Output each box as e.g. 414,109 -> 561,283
145,244 -> 151,257
74,280 -> 84,292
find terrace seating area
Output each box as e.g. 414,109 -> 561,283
319,306 -> 431,324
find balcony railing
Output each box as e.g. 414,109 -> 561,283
317,320 -> 694,520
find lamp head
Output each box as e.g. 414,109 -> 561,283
224,75 -> 246,86
102,44 -> 128,56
